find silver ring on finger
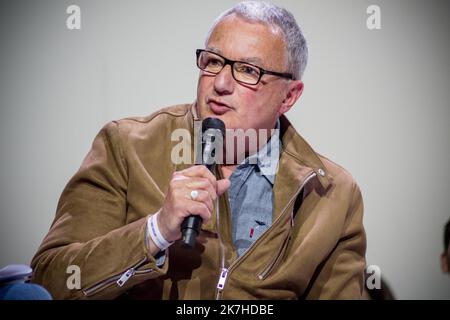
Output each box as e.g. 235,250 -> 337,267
190,190 -> 199,201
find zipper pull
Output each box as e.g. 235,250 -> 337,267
217,268 -> 228,290
116,268 -> 136,287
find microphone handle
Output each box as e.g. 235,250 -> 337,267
181,163 -> 216,248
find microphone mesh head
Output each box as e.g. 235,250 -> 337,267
201,118 -> 225,167
202,117 -> 225,137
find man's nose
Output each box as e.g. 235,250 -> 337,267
213,64 -> 235,95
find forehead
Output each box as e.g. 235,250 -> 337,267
206,14 -> 287,70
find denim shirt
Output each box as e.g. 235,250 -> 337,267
228,119 -> 281,257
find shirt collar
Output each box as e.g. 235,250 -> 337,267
239,118 -> 281,185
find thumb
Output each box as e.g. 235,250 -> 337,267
217,178 -> 231,196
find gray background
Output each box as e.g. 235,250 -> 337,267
1,0 -> 449,299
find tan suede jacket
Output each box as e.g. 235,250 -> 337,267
31,103 -> 366,299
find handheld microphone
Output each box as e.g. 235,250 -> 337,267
181,117 -> 225,248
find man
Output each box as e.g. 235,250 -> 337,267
31,1 -> 366,299
441,219 -> 450,275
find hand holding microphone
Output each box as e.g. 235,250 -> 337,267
181,118 -> 226,247
154,118 -> 229,250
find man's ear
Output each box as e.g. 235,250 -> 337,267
441,253 -> 449,274
278,80 -> 304,115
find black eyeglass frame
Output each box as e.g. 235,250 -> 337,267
196,49 -> 295,85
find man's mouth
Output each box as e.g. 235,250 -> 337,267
207,99 -> 233,115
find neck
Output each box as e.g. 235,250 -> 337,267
222,127 -> 275,165
220,164 -> 237,180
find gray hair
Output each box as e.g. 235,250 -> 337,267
205,1 -> 308,80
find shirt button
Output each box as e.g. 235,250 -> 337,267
317,168 -> 325,177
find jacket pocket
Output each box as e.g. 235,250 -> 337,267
83,257 -> 152,297
257,228 -> 292,280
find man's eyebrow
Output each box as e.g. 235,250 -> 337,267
206,47 -> 223,55
240,57 -> 264,66
206,47 -> 265,67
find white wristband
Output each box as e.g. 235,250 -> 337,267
147,212 -> 173,251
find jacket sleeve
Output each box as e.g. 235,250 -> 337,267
304,182 -> 367,299
31,121 -> 168,299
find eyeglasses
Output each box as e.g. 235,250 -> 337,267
196,49 -> 295,85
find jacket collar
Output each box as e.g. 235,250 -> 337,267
271,114 -> 332,220
278,115 -> 331,190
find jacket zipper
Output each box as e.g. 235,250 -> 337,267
215,196 -> 227,300
83,257 -> 151,297
258,171 -> 317,280
215,171 -> 317,299
217,268 -> 228,291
